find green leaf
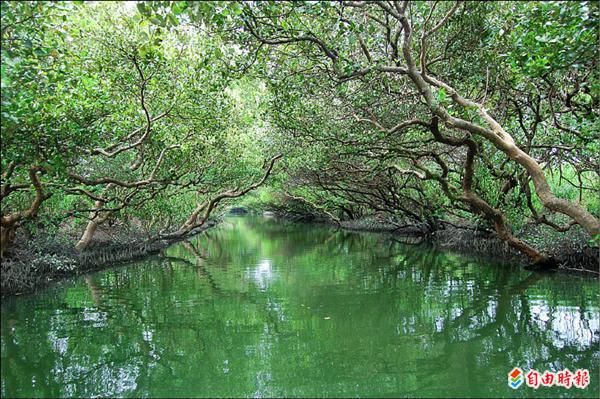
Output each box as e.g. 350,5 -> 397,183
437,88 -> 447,102
167,14 -> 179,26
150,16 -> 163,26
137,2 -> 148,15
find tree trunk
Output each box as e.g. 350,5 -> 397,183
396,15 -> 600,237
430,121 -> 553,265
461,192 -> 551,265
507,145 -> 600,236
0,226 -> 16,258
75,200 -> 109,251
75,219 -> 100,251
0,166 -> 51,257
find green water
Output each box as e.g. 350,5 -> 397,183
1,217 -> 598,398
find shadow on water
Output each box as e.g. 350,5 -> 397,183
1,216 -> 598,398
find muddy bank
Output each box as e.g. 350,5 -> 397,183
429,226 -> 599,273
1,220 -> 218,297
270,210 -> 599,274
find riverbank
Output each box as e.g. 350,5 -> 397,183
269,210 -> 599,274
0,220 -> 218,297
430,224 -> 599,272
2,211 -> 597,297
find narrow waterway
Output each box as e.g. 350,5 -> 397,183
1,216 -> 598,397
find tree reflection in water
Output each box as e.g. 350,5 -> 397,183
1,216 -> 598,398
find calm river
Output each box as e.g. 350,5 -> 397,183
1,216 -> 598,397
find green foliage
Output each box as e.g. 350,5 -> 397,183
1,1 -> 278,242
498,1 -> 598,77
1,0 -> 598,256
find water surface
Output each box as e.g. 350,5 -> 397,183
1,216 -> 598,397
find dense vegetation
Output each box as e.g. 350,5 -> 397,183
1,1 -> 599,270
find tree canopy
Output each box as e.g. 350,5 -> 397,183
1,1 -> 598,265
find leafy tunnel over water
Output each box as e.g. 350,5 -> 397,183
1,216 -> 598,397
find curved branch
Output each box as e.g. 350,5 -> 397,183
161,154 -> 283,239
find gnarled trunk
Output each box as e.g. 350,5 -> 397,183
398,17 -> 600,237
75,200 -> 110,251
0,166 -> 51,257
430,119 -> 552,265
